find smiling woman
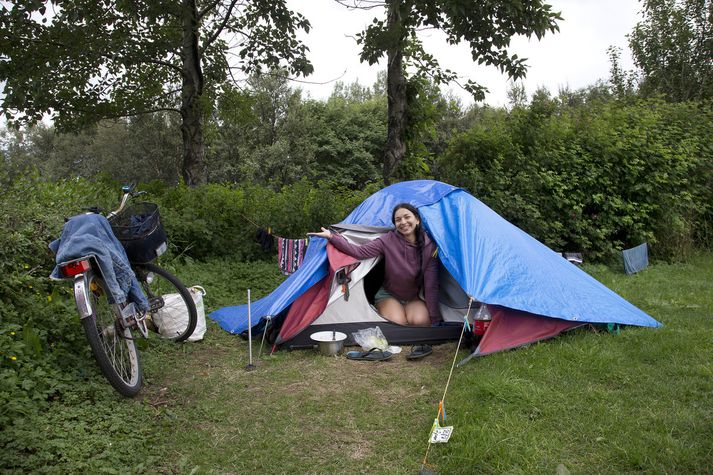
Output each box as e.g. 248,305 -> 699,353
308,202 -> 441,327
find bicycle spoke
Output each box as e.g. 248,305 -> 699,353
85,279 -> 141,392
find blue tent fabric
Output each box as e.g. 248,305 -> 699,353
421,190 -> 659,327
210,180 -> 661,334
210,240 -> 329,334
623,243 -> 649,275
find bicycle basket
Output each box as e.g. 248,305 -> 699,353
110,202 -> 167,264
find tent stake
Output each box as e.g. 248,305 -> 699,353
246,289 -> 255,371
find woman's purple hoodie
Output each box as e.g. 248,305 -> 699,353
328,230 -> 441,324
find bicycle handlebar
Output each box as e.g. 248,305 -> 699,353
107,186 -> 146,219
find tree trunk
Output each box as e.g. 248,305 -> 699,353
180,0 -> 206,186
383,0 -> 407,185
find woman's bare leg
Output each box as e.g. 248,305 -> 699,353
376,298 -> 407,325
404,300 -> 430,326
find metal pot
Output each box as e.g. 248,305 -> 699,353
310,331 -> 347,356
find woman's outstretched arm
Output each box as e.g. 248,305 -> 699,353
309,228 -> 385,260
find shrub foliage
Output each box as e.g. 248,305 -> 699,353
437,98 -> 713,260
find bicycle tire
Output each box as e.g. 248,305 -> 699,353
81,275 -> 142,397
135,263 -> 197,342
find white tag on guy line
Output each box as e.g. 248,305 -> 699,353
429,425 -> 454,444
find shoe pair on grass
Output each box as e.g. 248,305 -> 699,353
346,345 -> 432,361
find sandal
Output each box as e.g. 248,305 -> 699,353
346,348 -> 394,361
407,345 -> 433,360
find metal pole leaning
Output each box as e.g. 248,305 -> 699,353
246,289 -> 255,371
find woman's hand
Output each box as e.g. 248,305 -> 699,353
307,227 -> 332,240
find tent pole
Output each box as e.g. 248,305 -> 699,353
258,316 -> 271,358
246,289 -> 255,371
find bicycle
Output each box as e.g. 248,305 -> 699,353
52,185 -> 197,397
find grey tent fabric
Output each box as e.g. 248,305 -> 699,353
623,243 -> 649,274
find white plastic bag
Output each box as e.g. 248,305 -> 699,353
352,326 -> 389,351
154,285 -> 207,342
187,286 -> 207,342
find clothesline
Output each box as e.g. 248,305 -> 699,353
237,211 -> 305,244
254,225 -> 310,276
236,212 -> 311,275
254,227 -> 310,250
238,211 -> 263,231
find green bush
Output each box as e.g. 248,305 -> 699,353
437,98 -> 713,260
0,173 -> 116,429
145,178 -> 374,260
0,175 -> 141,473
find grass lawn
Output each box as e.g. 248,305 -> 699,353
137,253 -> 712,474
6,254 -> 712,474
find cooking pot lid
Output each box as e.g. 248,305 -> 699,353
310,331 -> 347,342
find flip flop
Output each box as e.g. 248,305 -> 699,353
346,348 -> 394,361
407,345 -> 433,360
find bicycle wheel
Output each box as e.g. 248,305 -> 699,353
135,263 -> 197,342
81,275 -> 142,397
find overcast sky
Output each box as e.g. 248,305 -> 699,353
286,0 -> 644,107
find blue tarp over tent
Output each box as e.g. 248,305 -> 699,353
210,180 -> 660,335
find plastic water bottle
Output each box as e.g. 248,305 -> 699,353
472,304 -> 492,345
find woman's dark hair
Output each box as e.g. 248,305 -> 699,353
392,203 -> 425,286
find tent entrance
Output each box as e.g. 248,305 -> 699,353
286,321 -> 464,350
284,236 -> 469,350
363,258 -> 384,305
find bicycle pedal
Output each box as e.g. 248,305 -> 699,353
148,296 -> 164,313
135,318 -> 149,339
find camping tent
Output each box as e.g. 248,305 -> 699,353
210,180 -> 661,356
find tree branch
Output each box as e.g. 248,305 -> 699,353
227,67 -> 348,85
71,104 -> 181,120
197,0 -> 221,19
204,0 -> 239,50
333,0 -> 386,11
143,57 -> 183,75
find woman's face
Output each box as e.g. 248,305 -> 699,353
394,207 -> 420,239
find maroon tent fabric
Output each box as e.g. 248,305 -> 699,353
275,244 -> 360,344
475,305 -> 582,356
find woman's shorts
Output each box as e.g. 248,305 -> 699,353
374,287 -> 423,305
